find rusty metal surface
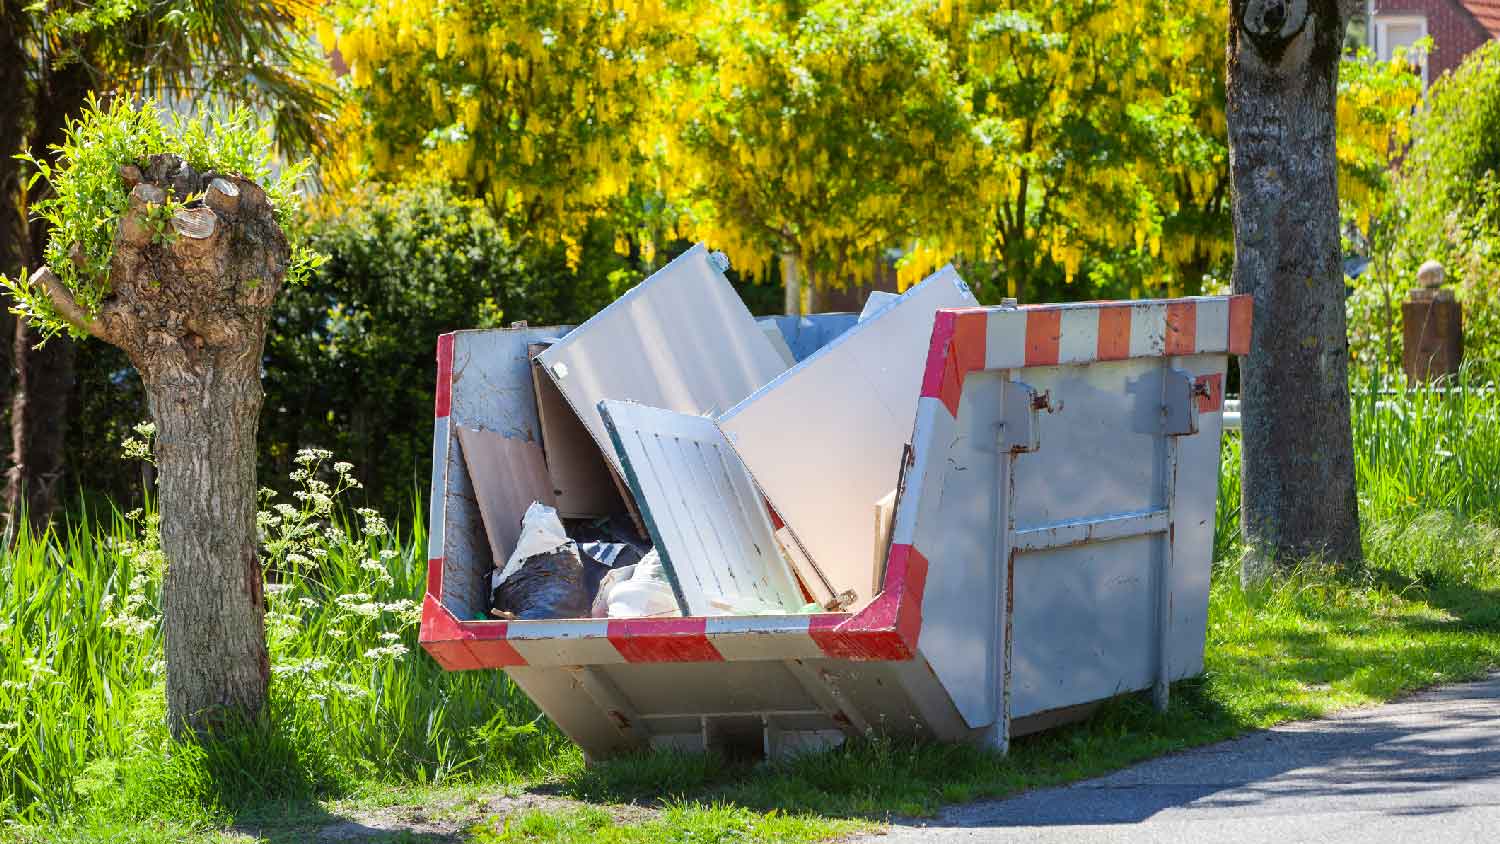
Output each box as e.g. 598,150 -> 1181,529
1402,296 -> 1463,383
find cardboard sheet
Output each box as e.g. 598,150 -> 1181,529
454,425 -> 556,566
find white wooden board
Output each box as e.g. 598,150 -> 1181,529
536,244 -> 787,479
717,267 -> 978,605
600,400 -> 805,617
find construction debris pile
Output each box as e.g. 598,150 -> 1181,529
461,243 -> 977,621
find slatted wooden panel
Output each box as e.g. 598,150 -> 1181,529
600,400 -> 804,617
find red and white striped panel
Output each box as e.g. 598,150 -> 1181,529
418,331 -> 930,672
418,549 -> 928,671
920,295 -> 1252,417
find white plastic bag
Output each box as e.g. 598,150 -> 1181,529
593,550 -> 681,618
494,501 -> 571,589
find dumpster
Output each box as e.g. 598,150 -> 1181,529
419,293 -> 1251,759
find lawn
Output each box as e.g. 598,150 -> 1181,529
5,370 -> 1500,843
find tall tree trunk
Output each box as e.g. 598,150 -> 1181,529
0,3 -> 29,501
781,251 -> 802,316
35,154 -> 286,735
7,61 -> 90,533
151,342 -> 269,736
1227,0 -> 1362,579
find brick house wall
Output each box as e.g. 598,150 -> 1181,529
1372,0 -> 1496,81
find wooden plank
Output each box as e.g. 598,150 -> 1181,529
718,268 -> 978,606
454,425 -> 556,566
528,344 -> 631,519
600,400 -> 804,617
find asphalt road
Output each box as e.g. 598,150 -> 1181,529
859,673 -> 1500,843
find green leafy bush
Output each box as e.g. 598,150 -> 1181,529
259,180 -> 625,515
1376,41 -> 1500,368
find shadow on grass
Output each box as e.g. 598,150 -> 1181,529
527,567 -> 1500,834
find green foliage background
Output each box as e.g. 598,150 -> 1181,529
1348,42 -> 1500,375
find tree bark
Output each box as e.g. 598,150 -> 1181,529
1227,0 -> 1362,579
781,251 -> 802,316
152,339 -> 269,736
37,155 -> 287,735
0,1 -> 27,481
7,60 -> 90,534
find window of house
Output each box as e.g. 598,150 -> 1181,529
1374,14 -> 1429,87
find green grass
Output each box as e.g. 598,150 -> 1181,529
6,376 -> 1500,843
468,804 -> 862,844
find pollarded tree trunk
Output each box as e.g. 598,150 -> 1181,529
34,154 -> 286,736
1227,0 -> 1362,579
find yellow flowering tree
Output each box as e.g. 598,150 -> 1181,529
319,0 -> 686,266
909,1 -> 1420,303
667,0 -> 983,311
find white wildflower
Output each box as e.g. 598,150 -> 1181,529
363,643 -> 408,660
294,447 -> 333,466
356,508 -> 388,538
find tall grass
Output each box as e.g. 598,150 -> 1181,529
1217,363 -> 1500,568
5,369 -> 1500,829
1351,364 -> 1500,524
0,458 -> 573,826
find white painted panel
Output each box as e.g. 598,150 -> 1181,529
1009,534 -> 1160,717
1193,297 -> 1229,353
1128,302 -> 1169,358
1057,307 -> 1098,365
537,244 -> 787,478
600,401 -> 805,617
718,267 -> 978,604
984,309 -> 1027,370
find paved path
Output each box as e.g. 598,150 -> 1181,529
860,674 -> 1500,843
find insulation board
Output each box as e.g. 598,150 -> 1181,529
717,267 -> 978,605
536,244 -> 787,479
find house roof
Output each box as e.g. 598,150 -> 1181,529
1460,0 -> 1500,38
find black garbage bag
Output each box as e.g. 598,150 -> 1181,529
492,542 -> 591,620
577,541 -> 646,597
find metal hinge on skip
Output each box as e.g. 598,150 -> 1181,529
1000,380 -> 1046,453
1163,367 -> 1205,437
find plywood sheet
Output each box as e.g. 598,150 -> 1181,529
528,343 -> 631,519
537,244 -> 787,479
600,400 -> 804,617
454,425 -> 556,567
717,267 -> 977,605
